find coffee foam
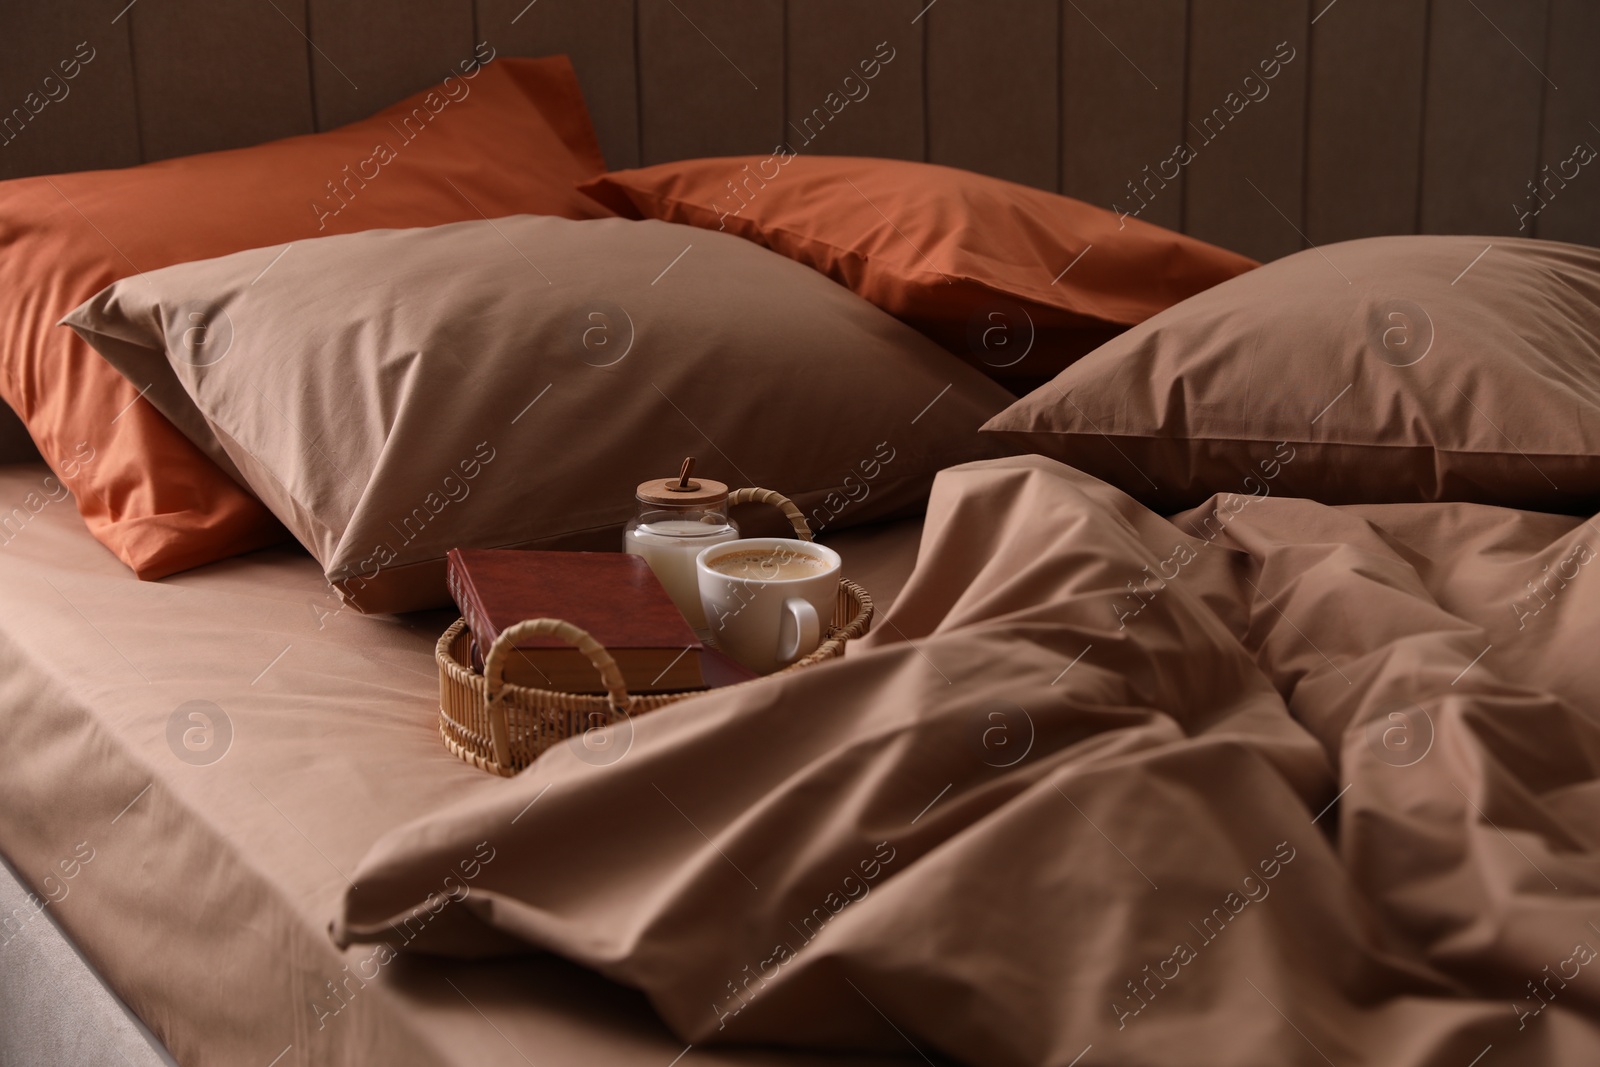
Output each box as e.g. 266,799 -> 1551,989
708,549 -> 830,581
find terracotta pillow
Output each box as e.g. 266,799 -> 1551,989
0,54 -> 611,580
983,235 -> 1600,513
65,217 -> 1014,614
578,155 -> 1257,385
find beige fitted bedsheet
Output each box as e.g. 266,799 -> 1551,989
0,461 -> 924,1067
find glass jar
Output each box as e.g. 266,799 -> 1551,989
624,473 -> 739,632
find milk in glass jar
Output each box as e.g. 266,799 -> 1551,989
624,459 -> 739,632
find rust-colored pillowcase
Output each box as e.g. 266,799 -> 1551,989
984,235 -> 1600,513
0,55 -> 611,580
579,155 -> 1257,386
66,217 -> 1014,614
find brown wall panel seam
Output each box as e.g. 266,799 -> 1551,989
1413,0 -> 1433,233
919,2 -> 928,163
633,0 -> 643,165
780,0 -> 789,152
303,0 -> 321,131
1299,0 -> 1314,248
1053,0 -> 1063,193
1178,0 -> 1192,234
1532,0 -> 1555,240
125,6 -> 147,164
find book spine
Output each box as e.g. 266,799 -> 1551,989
445,553 -> 498,657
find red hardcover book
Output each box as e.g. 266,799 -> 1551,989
446,549 -> 757,693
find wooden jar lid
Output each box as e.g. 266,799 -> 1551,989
637,458 -> 728,507
635,475 -> 729,506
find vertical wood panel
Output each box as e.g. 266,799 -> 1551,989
926,0 -> 1056,189
1534,0 -> 1600,244
130,0 -> 315,161
0,2 -> 141,180
309,0 -> 473,131
637,0 -> 783,163
1061,0 -> 1187,231
6,2 -> 1600,252
480,0 -> 640,170
785,0 -> 923,161
1303,0 -> 1427,243
1419,0 -> 1548,236
1183,0 -> 1309,260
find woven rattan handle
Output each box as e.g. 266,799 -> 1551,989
483,618 -> 630,768
728,487 -> 812,541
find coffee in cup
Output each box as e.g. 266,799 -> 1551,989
707,549 -> 830,582
696,538 -> 842,675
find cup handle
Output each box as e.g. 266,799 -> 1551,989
776,597 -> 821,666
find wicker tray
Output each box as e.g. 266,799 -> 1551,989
437,488 -> 874,776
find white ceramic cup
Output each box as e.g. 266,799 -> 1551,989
696,537 -> 841,675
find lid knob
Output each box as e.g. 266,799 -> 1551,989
636,456 -> 730,506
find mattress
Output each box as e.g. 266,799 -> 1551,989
0,460 -> 925,1067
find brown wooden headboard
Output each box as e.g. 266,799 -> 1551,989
1,0 -> 1596,261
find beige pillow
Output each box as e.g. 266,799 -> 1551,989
983,235 -> 1600,513
67,217 -> 1013,612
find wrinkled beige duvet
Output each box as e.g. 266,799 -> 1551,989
338,455 -> 1600,1066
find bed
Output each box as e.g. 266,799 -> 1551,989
3,3 -> 1600,1066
